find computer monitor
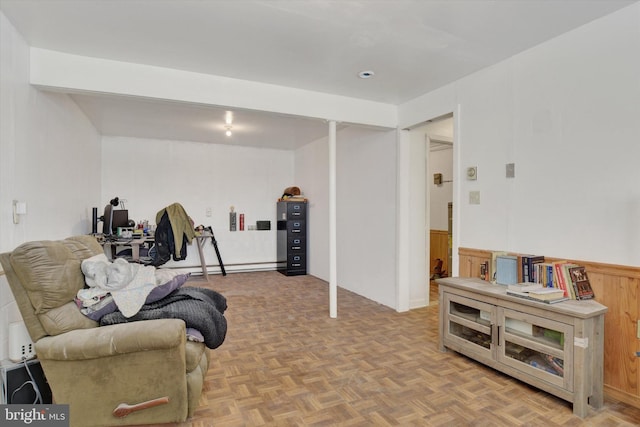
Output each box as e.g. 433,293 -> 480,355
102,205 -> 129,235
112,209 -> 129,233
102,204 -> 114,235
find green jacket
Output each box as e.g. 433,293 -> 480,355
156,203 -> 196,260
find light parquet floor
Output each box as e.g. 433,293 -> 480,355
140,271 -> 640,427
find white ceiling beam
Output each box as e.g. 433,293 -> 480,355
30,48 -> 397,130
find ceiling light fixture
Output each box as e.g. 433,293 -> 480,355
223,110 -> 234,136
358,70 -> 375,79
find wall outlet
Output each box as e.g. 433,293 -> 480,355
206,207 -> 212,217
9,322 -> 35,362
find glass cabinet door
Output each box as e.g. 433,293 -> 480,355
443,294 -> 495,362
498,307 -> 573,390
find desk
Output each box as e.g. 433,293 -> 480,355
99,233 -> 223,279
194,234 -> 210,280
192,231 -> 226,279
101,236 -> 153,262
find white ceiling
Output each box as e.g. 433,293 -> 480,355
1,0 -> 636,149
69,93 -> 337,150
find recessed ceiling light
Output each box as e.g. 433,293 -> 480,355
358,70 -> 375,79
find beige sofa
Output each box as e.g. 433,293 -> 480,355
0,235 -> 210,427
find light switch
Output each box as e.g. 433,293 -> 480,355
506,163 -> 515,178
469,191 -> 480,205
12,200 -> 27,224
15,202 -> 27,214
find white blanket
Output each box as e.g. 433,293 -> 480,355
78,254 -> 179,317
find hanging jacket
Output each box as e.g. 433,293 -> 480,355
151,203 -> 196,266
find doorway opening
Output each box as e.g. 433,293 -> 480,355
422,114 -> 454,306
402,111 -> 455,310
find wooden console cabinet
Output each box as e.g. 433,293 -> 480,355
458,247 -> 640,409
437,277 -> 607,417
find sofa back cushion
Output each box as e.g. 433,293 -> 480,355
9,236 -> 103,336
39,302 -> 98,334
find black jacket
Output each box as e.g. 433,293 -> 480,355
151,211 -> 187,266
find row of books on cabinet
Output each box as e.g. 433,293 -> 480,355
484,253 -> 595,303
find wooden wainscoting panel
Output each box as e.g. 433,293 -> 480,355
458,247 -> 491,280
596,274 -> 639,404
430,230 -> 449,277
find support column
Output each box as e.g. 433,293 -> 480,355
396,129 -> 410,312
329,120 -> 337,318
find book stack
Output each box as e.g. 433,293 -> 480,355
490,250 -> 596,301
515,254 -> 596,301
506,282 -> 569,304
527,288 -> 568,303
544,261 -> 595,300
520,254 -> 545,283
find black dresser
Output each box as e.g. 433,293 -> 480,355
277,200 -> 307,276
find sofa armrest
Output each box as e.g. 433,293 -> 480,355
35,318 -> 186,361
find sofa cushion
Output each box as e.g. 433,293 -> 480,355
184,340 -> 207,373
11,240 -> 87,314
39,301 -> 98,335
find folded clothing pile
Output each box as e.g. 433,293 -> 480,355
76,254 -> 228,349
100,286 -> 227,349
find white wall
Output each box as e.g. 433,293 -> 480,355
409,118 -> 454,232
101,136 -> 293,270
336,127 -> 398,308
399,3 -> 640,267
399,118 -> 454,309
294,135 -> 329,280
0,12 -> 101,360
295,126 -> 398,309
425,118 -> 454,231
429,148 -> 453,231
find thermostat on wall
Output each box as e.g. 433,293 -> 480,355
466,166 -> 477,180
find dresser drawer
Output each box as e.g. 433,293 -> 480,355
288,236 -> 306,252
287,220 -> 306,235
286,202 -> 306,219
287,253 -> 306,270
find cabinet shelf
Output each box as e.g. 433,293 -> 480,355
504,330 -> 564,358
451,309 -> 491,327
438,277 -> 607,418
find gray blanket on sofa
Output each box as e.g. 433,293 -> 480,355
100,286 -> 227,349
